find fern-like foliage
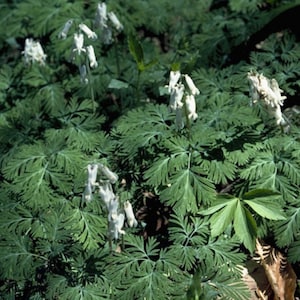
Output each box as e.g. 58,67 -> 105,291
106,235 -> 188,300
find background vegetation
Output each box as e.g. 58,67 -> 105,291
0,0 -> 300,299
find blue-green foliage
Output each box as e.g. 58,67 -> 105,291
1,0 -> 300,299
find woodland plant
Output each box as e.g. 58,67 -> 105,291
1,0 -> 300,299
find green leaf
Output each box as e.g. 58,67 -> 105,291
108,79 -> 129,89
200,194 -> 237,215
233,201 -> 257,252
204,197 -> 238,237
244,198 -> 286,220
128,34 -> 144,70
242,189 -> 281,200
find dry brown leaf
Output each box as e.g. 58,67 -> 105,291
254,239 -> 297,300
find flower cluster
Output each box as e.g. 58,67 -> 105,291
58,20 -> 98,83
82,163 -> 137,240
94,2 -> 123,44
248,71 -> 288,130
167,70 -> 199,129
22,38 -> 47,65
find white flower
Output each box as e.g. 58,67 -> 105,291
108,196 -> 119,219
86,45 -> 98,68
79,65 -> 88,84
247,71 -> 287,128
58,19 -> 73,39
73,33 -> 86,55
87,164 -> 98,186
79,23 -> 97,40
22,38 -> 47,65
185,94 -> 198,121
99,164 -> 118,183
108,11 -> 123,31
109,213 -> 125,240
124,201 -> 138,227
184,74 -> 200,95
169,83 -> 185,111
95,2 -> 108,29
99,182 -> 115,208
168,70 -> 181,93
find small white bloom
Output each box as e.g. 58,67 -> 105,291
185,94 -> 198,121
169,83 -> 185,111
109,213 -> 125,240
73,33 -> 86,55
87,164 -> 98,186
99,164 -> 118,183
108,11 -> 123,31
23,38 -> 47,65
168,70 -> 181,93
58,19 -> 73,39
99,182 -> 115,208
86,45 -> 98,68
79,65 -> 88,84
108,196 -> 119,220
95,2 -> 108,29
184,74 -> 200,95
124,201 -> 138,227
79,23 -> 97,40
247,71 -> 287,128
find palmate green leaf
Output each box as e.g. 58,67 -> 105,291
209,197 -> 237,237
233,201 -> 257,252
242,189 -> 285,220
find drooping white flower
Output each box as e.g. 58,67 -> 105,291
79,23 -> 97,40
108,11 -> 123,31
184,74 -> 200,95
124,201 -> 138,227
95,2 -> 108,29
86,45 -> 98,68
99,181 -> 115,208
58,19 -> 73,39
73,33 -> 86,55
247,71 -> 287,128
185,94 -> 198,121
79,65 -> 88,84
87,164 -> 98,186
109,213 -> 125,240
108,196 -> 119,219
168,70 -> 181,93
169,83 -> 185,111
22,38 -> 47,65
99,164 -> 118,183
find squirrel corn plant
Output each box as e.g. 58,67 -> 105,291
1,0 -> 300,299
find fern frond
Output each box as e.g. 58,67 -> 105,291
107,235 -> 185,300
0,234 -> 47,280
274,205 -> 300,248
64,201 -> 106,250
